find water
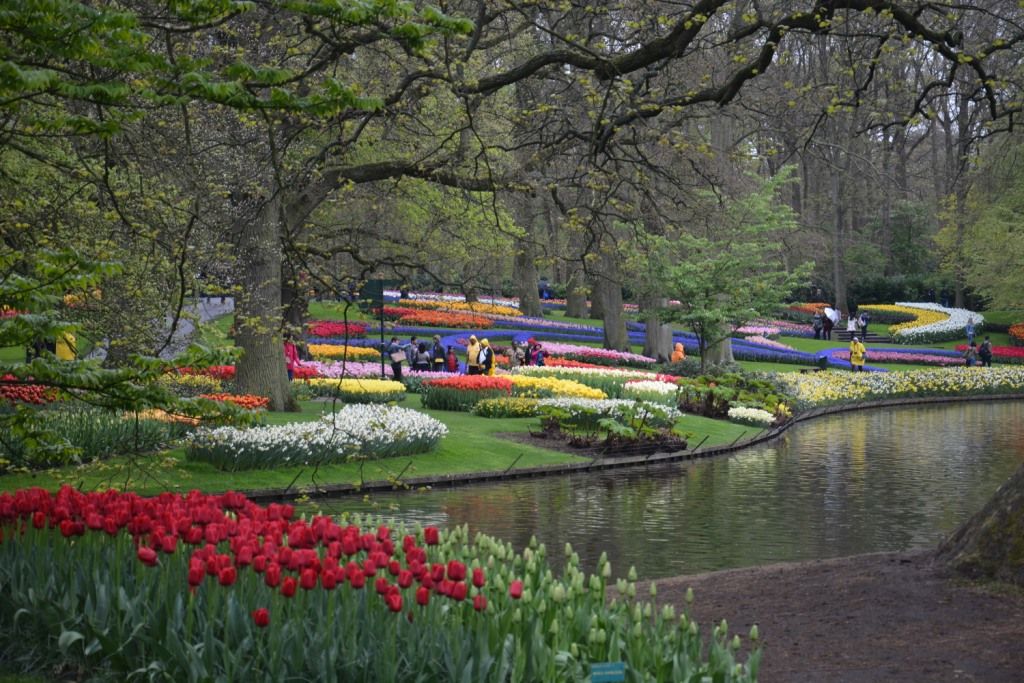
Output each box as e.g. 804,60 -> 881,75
312,401 -> 1024,580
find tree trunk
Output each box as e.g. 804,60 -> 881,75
641,295 -> 672,362
281,269 -> 307,330
588,272 -> 604,321
598,256 -> 627,350
937,462 -> 1024,587
512,194 -> 542,316
235,196 -> 298,412
705,336 -> 734,366
565,268 -> 588,318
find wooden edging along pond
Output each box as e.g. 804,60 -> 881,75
241,393 -> 1024,503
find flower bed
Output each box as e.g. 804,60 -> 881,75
727,406 -> 775,427
307,344 -> 382,362
303,378 -> 407,402
0,485 -> 758,680
1010,322 -> 1024,347
741,336 -> 796,351
513,366 -> 673,399
178,365 -> 236,381
830,350 -> 963,366
954,344 -> 1024,364
157,372 -> 223,396
379,307 -> 493,329
420,375 -> 513,411
0,376 -> 59,405
777,367 -> 1024,408
507,375 -> 607,400
539,342 -> 656,368
863,303 -> 981,344
786,302 -> 829,316
750,318 -> 816,338
305,321 -> 368,338
198,393 -> 270,410
399,299 -> 522,317
621,379 -> 680,405
187,404 -> 446,470
735,326 -> 780,337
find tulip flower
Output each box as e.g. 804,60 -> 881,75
251,608 -> 270,628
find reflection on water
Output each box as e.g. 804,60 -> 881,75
313,401 -> 1024,580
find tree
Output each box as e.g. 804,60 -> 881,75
656,174 -> 812,369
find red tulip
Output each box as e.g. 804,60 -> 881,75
416,585 -> 430,606
32,511 -> 45,529
188,565 -> 205,587
137,546 -> 158,566
446,560 -> 466,581
388,559 -> 401,576
264,563 -> 282,588
349,570 -> 366,589
451,581 -> 467,601
218,566 -> 237,586
321,569 -> 338,590
473,595 -> 487,611
251,607 -> 270,628
300,568 -> 318,590
398,570 -> 413,589
472,567 -> 485,588
375,577 -> 390,595
386,592 -> 403,613
281,576 -> 297,598
509,580 -> 523,599
423,526 -> 440,545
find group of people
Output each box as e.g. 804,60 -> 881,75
812,308 -> 870,340
387,335 -> 458,381
963,335 -> 994,367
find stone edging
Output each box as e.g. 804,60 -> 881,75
239,393 -> 1024,503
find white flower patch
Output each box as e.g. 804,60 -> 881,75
727,406 -> 775,427
892,302 -> 984,344
187,405 -> 447,470
536,398 -> 681,422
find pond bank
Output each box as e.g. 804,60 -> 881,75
240,393 -> 1024,503
649,550 -> 1024,682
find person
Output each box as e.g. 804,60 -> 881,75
859,311 -> 870,336
822,311 -> 834,340
479,338 -> 494,375
849,336 -> 867,372
532,342 -> 545,366
979,336 -> 993,367
55,333 -> 77,361
387,337 -> 405,381
965,318 -> 976,346
671,342 -> 686,362
413,342 -> 431,371
846,311 -> 859,333
466,335 -> 481,375
404,336 -> 419,366
513,342 -> 527,367
283,332 -> 301,380
963,341 -> 978,367
445,346 -> 458,373
431,335 -> 446,372
812,311 -> 823,340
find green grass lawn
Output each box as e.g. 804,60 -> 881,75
0,398 -> 752,496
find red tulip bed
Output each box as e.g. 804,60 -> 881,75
954,344 -> 1024,364
306,321 -> 368,338
0,376 -> 59,405
420,375 -> 514,411
0,487 -> 757,681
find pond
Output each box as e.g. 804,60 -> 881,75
314,400 -> 1024,580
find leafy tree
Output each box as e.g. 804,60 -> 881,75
656,173 -> 812,369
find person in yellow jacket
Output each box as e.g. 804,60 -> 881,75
465,335 -> 481,375
849,336 -> 866,372
55,333 -> 77,361
479,338 -> 495,375
671,342 -> 686,363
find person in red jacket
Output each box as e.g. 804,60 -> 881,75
445,346 -> 458,373
283,332 -> 301,380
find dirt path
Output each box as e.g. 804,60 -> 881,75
649,551 -> 1024,682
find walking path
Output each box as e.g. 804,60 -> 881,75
85,297 -> 234,361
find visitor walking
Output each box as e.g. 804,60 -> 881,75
979,336 -> 993,367
822,309 -> 835,340
963,342 -> 978,367
387,337 -> 405,382
445,346 -> 458,372
849,336 -> 867,372
466,335 -> 481,375
859,311 -> 871,336
431,335 -> 446,372
404,336 -> 419,367
479,338 -> 494,375
965,318 -> 977,346
812,312 -> 823,340
283,332 -> 301,381
671,342 -> 686,362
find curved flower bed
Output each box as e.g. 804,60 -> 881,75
399,299 -> 522,317
178,365 -> 236,381
750,319 -> 816,338
735,326 -> 780,337
740,336 -> 796,351
303,378 -> 407,402
305,321 -> 367,338
830,350 -> 963,367
786,302 -> 829,316
864,303 -> 982,344
622,380 -> 680,405
513,366 -> 674,399
727,406 -> 775,427
379,307 -> 493,329
187,405 -> 446,470
776,367 -> 1024,408
472,397 -> 681,425
506,375 -> 607,400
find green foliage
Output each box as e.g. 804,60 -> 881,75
676,373 -> 793,419
0,406 -> 193,470
420,386 -> 509,412
471,397 -> 541,418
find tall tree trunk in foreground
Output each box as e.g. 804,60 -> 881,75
235,196 -> 298,412
641,295 -> 673,362
565,268 -> 588,318
937,462 -> 1024,587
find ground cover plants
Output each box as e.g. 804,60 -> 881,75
0,486 -> 759,682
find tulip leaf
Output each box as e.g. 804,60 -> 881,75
58,629 -> 85,653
